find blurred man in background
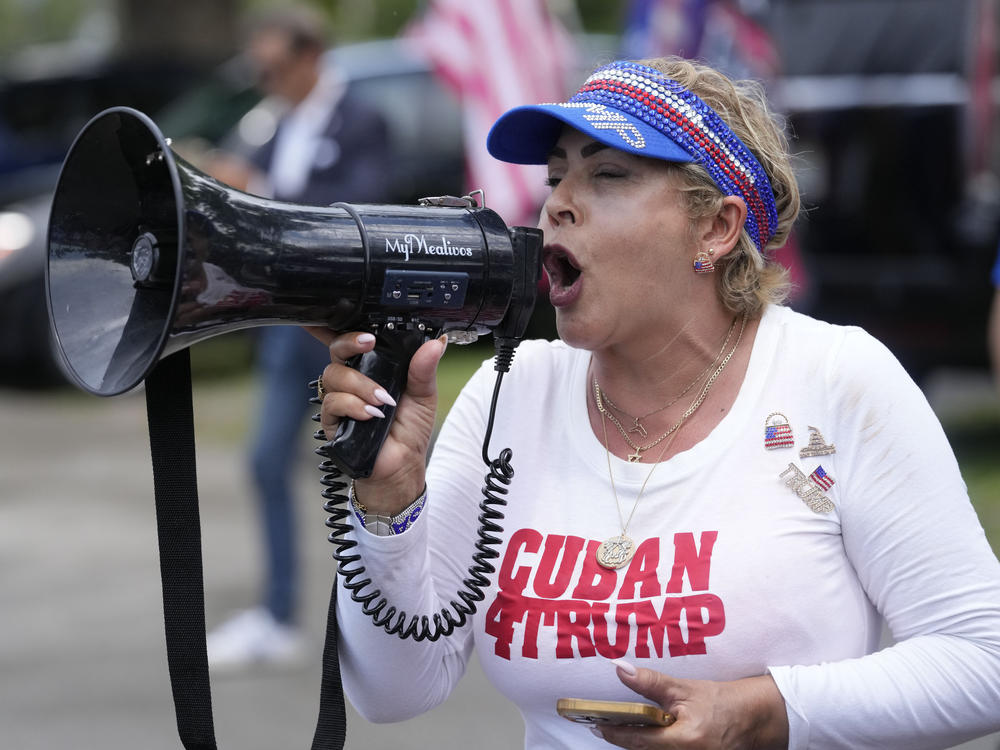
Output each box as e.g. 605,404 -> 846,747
205,4 -> 390,670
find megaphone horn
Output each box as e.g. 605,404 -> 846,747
46,107 -> 542,477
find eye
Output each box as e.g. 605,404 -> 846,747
544,176 -> 562,188
595,168 -> 626,180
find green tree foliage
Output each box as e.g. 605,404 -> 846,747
0,0 -> 625,61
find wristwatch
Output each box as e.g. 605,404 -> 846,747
349,482 -> 427,536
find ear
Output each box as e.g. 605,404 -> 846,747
698,196 -> 747,261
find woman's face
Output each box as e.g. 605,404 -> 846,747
540,127 -> 701,352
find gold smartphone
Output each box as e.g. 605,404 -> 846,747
556,698 -> 674,727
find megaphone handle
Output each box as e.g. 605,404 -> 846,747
329,328 -> 431,479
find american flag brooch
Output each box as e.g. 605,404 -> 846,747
764,412 -> 794,449
779,463 -> 835,514
809,465 -> 835,491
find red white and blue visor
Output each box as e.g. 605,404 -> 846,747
487,61 -> 779,252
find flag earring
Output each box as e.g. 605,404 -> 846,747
693,249 -> 716,274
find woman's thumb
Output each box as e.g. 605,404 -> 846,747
611,659 -> 683,706
406,334 -> 448,399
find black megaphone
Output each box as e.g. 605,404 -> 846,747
46,107 -> 542,478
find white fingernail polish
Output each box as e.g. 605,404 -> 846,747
373,388 -> 397,407
364,404 -> 385,419
357,333 -> 376,344
589,726 -> 604,738
611,658 -> 638,676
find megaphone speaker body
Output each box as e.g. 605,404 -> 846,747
44,110 -> 541,748
47,107 -> 538,400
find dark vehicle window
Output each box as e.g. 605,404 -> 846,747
348,69 -> 464,202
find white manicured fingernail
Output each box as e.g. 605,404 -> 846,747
611,658 -> 637,676
364,404 -> 385,419
357,333 -> 376,344
373,388 -> 396,407
589,726 -> 604,738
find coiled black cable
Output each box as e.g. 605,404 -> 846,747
309,346 -> 515,642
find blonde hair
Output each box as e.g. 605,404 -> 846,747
637,56 -> 800,316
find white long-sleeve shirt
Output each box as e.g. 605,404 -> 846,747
336,304 -> 1000,749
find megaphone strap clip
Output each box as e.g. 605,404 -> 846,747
418,188 -> 486,209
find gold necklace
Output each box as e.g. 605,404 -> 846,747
599,315 -> 738,439
594,314 -> 747,569
594,314 -> 746,462
596,412 -> 683,569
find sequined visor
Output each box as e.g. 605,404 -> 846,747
487,61 -> 778,251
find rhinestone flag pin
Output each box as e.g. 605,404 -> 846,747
809,465 -> 835,491
779,463 -> 835,514
764,412 -> 794,449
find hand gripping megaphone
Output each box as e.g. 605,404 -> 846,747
46,107 -> 542,478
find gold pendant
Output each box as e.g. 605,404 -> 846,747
596,534 -> 636,569
628,418 -> 648,438
627,449 -> 642,462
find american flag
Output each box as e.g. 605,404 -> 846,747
809,465 -> 835,491
622,0 -> 779,83
967,0 -> 995,175
405,0 -> 578,227
764,423 -> 793,449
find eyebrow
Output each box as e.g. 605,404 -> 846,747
546,141 -> 610,161
581,141 -> 609,158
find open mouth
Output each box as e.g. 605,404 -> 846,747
543,246 -> 582,290
542,245 -> 583,307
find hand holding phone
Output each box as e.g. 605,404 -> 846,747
556,698 -> 675,727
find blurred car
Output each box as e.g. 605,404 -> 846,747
0,56 -> 211,202
0,194 -> 65,388
0,55 -> 213,388
770,0 -> 998,379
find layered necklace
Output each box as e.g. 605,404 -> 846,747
594,314 -> 739,462
593,314 -> 747,569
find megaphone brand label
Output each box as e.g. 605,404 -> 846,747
385,233 -> 475,261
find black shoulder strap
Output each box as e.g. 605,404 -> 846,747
311,579 -> 347,749
144,350 -> 346,750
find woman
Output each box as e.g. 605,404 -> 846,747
312,58 -> 1000,749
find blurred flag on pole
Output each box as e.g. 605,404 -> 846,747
622,0 -> 779,84
967,0 -> 995,175
622,0 -> 709,61
406,0 -> 578,227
